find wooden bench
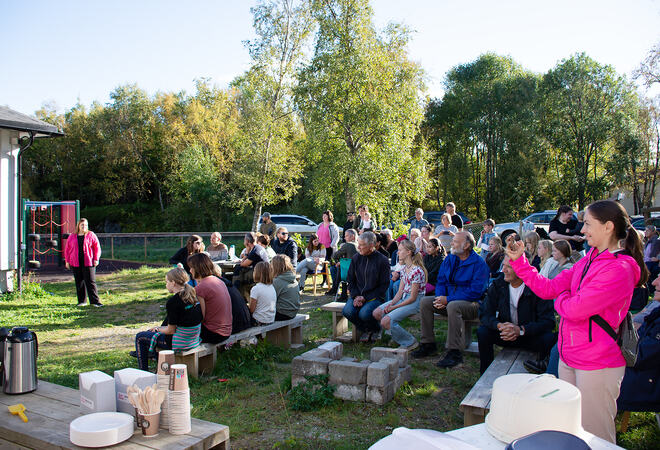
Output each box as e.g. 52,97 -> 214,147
321,301 -> 358,342
0,380 -> 229,449
459,348 -> 537,426
175,314 -> 309,378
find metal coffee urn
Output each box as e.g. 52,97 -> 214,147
2,327 -> 38,394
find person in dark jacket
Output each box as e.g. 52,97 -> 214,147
477,256 -> 557,374
423,238 -> 445,294
169,234 -> 204,279
342,232 -> 391,342
271,227 -> 298,269
326,229 -> 358,296
617,275 -> 660,413
413,231 -> 489,368
217,275 -> 252,335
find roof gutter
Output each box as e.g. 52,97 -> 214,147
17,132 -> 34,292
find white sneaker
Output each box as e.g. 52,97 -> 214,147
399,341 -> 419,351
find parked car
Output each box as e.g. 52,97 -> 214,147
631,216 -> 660,231
404,211 -> 471,229
257,214 -> 318,234
493,210 -> 560,236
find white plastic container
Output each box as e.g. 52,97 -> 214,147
69,412 -> 134,447
79,370 -> 116,414
113,368 -> 157,414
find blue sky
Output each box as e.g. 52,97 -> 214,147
1,0 -> 659,115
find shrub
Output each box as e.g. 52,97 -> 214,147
286,374 -> 336,411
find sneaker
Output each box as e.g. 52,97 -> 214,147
523,357 -> 548,374
436,349 -> 463,368
129,351 -> 137,358
399,341 -> 419,351
129,350 -> 156,359
77,302 -> 86,306
370,331 -> 382,342
325,289 -> 337,296
411,343 -> 438,358
359,331 -> 371,343
92,303 -> 104,307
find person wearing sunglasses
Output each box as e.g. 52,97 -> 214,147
271,227 -> 298,269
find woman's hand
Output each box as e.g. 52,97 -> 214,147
149,327 -> 160,333
384,303 -> 397,313
65,262 -> 70,270
505,240 -> 525,261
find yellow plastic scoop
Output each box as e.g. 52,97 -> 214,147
8,404 -> 28,422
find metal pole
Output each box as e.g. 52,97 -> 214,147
111,237 -> 114,260
144,236 -> 147,262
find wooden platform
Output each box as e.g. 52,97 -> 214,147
459,348 -> 536,426
0,380 -> 229,449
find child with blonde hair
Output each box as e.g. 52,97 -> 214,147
250,261 -> 277,325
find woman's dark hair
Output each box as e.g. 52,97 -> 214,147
429,237 -> 447,258
187,253 -> 216,279
586,200 -> 648,287
186,234 -> 204,254
307,233 -> 322,253
421,225 -> 433,233
323,210 -> 334,222
555,205 -> 573,219
257,234 -> 270,247
552,239 -> 572,259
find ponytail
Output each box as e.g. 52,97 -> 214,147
623,225 -> 648,287
180,283 -> 198,305
166,267 -> 198,304
411,251 -> 428,284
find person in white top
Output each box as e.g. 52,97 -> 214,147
296,234 -> 326,291
249,261 -> 276,325
476,255 -> 557,374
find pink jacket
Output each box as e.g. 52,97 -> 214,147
511,249 -> 640,370
64,232 -> 101,267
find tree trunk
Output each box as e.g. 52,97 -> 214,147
252,202 -> 263,232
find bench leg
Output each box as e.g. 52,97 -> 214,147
175,352 -> 200,379
290,324 -> 303,349
332,311 -> 348,338
463,407 -> 485,426
198,349 -> 218,376
266,325 -> 292,347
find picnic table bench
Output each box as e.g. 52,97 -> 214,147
459,348 -> 537,426
175,314 -> 309,378
0,380 -> 229,449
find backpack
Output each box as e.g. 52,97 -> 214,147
589,312 -> 639,367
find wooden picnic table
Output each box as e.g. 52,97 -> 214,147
0,380 -> 230,449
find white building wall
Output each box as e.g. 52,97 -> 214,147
0,128 -> 20,292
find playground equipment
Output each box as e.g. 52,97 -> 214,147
22,200 -> 79,272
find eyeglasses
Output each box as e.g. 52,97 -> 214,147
281,232 -> 288,236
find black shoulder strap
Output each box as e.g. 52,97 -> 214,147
589,314 -> 618,342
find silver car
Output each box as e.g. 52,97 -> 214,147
258,214 -> 319,233
493,210 -> 558,236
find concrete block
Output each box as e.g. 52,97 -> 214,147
394,365 -> 412,391
366,381 -> 395,405
379,357 -> 399,380
333,383 -> 366,401
328,360 -> 368,385
292,374 -> 306,388
340,356 -> 358,362
317,341 -> 343,360
370,347 -> 409,367
367,362 -> 390,387
292,356 -> 331,376
300,348 -> 330,359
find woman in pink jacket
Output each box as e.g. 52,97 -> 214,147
64,218 -> 103,307
506,200 -> 647,443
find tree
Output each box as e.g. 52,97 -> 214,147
229,0 -> 313,231
541,53 -> 627,210
295,0 -> 428,223
634,41 -> 660,89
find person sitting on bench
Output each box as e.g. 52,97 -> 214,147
412,231 -> 489,368
477,255 -> 557,374
189,253 -> 232,344
326,228 -> 358,297
271,254 -> 301,321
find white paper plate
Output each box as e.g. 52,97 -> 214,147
70,412 -> 135,447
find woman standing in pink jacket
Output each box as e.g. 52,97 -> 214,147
64,218 -> 103,307
506,200 -> 647,443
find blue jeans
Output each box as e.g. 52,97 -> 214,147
329,265 -> 340,291
135,331 -> 170,371
375,292 -> 423,347
386,279 -> 401,302
547,343 -> 559,377
343,298 -> 383,333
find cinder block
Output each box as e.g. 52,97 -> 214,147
370,347 -> 408,367
366,381 -> 395,405
317,341 -> 343,360
328,360 -> 368,385
340,357 -> 358,362
394,365 -> 412,391
292,356 -> 331,376
379,357 -> 399,380
367,362 -> 390,387
300,348 -> 330,359
333,383 -> 366,401
292,374 -> 306,388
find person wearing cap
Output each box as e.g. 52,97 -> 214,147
477,255 -> 556,374
259,212 -> 277,240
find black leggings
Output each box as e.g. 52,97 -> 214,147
200,324 -> 230,344
72,266 -> 100,305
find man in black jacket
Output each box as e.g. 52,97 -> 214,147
477,255 -> 556,374
271,227 -> 298,269
342,231 -> 390,342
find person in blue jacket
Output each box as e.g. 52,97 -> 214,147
617,275 -> 660,413
412,231 -> 489,368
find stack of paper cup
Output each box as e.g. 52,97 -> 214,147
168,363 -> 191,435
156,350 -> 175,428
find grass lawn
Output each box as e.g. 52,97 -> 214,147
1,266 -> 658,449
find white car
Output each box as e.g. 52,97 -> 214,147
493,210 -> 558,236
258,214 -> 319,234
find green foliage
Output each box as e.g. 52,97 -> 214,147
289,232 -> 306,251
286,374 -> 337,411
